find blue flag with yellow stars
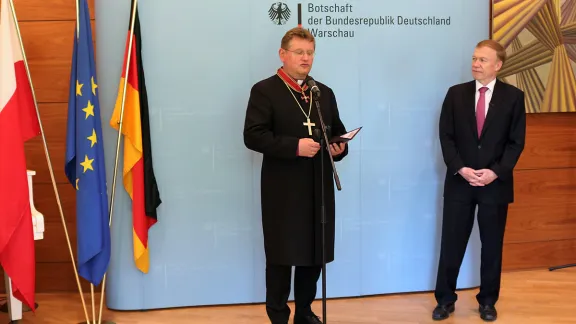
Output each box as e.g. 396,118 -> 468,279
64,0 -> 111,286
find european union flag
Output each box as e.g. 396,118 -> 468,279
64,0 -> 111,286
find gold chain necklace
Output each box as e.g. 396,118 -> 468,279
282,81 -> 315,135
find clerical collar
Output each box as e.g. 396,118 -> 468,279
277,67 -> 309,92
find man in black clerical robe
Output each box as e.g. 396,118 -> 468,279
243,27 -> 348,324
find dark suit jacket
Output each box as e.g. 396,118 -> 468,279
439,79 -> 526,204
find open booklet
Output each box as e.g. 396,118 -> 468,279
329,126 -> 362,144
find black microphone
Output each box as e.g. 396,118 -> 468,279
306,76 -> 321,98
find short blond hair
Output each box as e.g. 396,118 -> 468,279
476,39 -> 506,65
281,27 -> 315,49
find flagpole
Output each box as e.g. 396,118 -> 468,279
97,1 -> 139,323
90,284 -> 96,324
76,0 -> 79,37
7,0 -> 92,323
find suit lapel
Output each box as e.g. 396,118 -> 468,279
479,79 -> 504,139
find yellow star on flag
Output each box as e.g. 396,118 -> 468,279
82,100 -> 95,119
91,76 -> 98,95
76,80 -> 83,96
80,155 -> 94,173
87,129 -> 97,147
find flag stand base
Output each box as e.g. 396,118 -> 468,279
79,321 -> 115,324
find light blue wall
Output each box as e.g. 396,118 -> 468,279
95,0 -> 489,310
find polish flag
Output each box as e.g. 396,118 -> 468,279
0,0 -> 41,311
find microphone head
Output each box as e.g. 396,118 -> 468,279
305,76 -> 316,87
306,76 -> 321,98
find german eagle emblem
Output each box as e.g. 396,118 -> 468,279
269,2 -> 291,25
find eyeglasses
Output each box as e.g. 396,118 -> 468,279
283,48 -> 315,57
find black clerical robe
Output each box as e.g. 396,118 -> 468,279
243,71 -> 348,266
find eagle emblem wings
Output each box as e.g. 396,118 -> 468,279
269,2 -> 291,25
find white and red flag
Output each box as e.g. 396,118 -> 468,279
0,0 -> 41,311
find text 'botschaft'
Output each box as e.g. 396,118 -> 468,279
308,3 -> 353,13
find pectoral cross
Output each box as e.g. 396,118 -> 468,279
303,118 -> 315,136
301,92 -> 309,103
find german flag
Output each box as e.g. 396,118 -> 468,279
110,0 -> 161,273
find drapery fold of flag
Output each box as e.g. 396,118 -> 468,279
64,0 -> 111,286
110,0 -> 161,274
0,0 -> 40,311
